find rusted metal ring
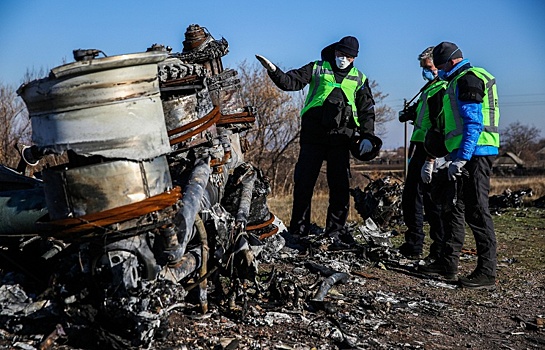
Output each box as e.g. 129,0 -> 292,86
258,226 -> 279,240
168,106 -> 221,145
246,213 -> 275,231
216,111 -> 256,126
36,187 -> 182,238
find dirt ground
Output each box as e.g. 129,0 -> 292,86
1,207 -> 544,350
152,207 -> 545,350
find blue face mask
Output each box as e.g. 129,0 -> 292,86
437,70 -> 448,80
422,68 -> 435,81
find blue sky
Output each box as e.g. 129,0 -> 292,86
1,0 -> 544,149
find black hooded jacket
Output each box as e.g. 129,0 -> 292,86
268,43 -> 375,145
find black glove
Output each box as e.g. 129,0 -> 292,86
398,103 -> 417,123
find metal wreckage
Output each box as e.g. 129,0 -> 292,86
0,23 -> 417,349
0,24 -> 293,348
2,24 -> 540,350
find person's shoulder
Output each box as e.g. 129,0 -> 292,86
459,69 -> 483,84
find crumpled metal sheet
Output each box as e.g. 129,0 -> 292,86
0,284 -> 50,317
355,218 -> 393,248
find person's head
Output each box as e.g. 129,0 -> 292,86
334,36 -> 358,69
418,46 -> 437,81
432,42 -> 463,73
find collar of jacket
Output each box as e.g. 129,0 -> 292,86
445,59 -> 471,81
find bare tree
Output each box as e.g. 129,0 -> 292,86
0,67 -> 54,171
369,79 -> 396,136
0,82 -> 31,168
237,61 -> 302,194
501,121 -> 542,159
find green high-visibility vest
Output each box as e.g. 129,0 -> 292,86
443,67 -> 500,152
300,60 -> 366,126
411,79 -> 447,142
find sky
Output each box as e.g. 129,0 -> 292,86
1,0 -> 544,149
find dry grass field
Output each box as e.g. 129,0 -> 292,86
491,175 -> 545,199
268,175 -> 545,229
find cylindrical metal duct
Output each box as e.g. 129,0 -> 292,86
175,157 -> 211,255
17,51 -> 170,160
43,156 -> 172,221
162,87 -> 214,132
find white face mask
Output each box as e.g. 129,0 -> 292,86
335,56 -> 350,69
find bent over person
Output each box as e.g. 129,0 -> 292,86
419,42 -> 500,290
256,36 -> 376,238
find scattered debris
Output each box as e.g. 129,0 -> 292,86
489,188 -> 533,210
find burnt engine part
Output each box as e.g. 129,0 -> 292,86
73,48 -> 106,61
222,163 -> 272,229
42,157 -> 172,221
2,22 -> 285,349
0,165 -> 47,236
351,176 -> 403,228
17,51 -> 171,161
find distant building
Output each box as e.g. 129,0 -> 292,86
493,152 -> 525,169
537,146 -> 545,161
493,152 -> 525,175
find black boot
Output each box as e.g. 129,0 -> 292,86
459,271 -> 496,290
418,261 -> 458,281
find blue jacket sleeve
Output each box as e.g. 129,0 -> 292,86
456,99 -> 483,160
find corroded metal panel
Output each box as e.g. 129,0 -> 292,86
43,156 -> 172,220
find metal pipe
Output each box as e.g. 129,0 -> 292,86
158,247 -> 202,282
311,272 -> 349,302
175,157 -> 211,255
194,214 -> 209,313
41,241 -> 70,260
236,170 -> 257,226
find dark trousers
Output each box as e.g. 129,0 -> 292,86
401,142 -> 444,256
289,143 -> 350,235
441,156 -> 497,276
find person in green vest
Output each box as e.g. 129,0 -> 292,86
255,36 -> 376,243
397,46 -> 446,262
419,42 -> 499,290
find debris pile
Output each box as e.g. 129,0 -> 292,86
0,24 -> 282,349
350,176 -> 404,228
2,24 -> 544,350
489,188 -> 533,210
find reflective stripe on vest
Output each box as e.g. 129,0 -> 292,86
411,80 -> 447,142
300,61 -> 366,126
443,67 -> 500,152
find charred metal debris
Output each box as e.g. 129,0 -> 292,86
350,175 -> 404,228
0,24 -> 543,349
1,23 -> 284,349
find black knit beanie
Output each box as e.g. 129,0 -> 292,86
336,36 -> 359,57
432,42 -> 463,66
